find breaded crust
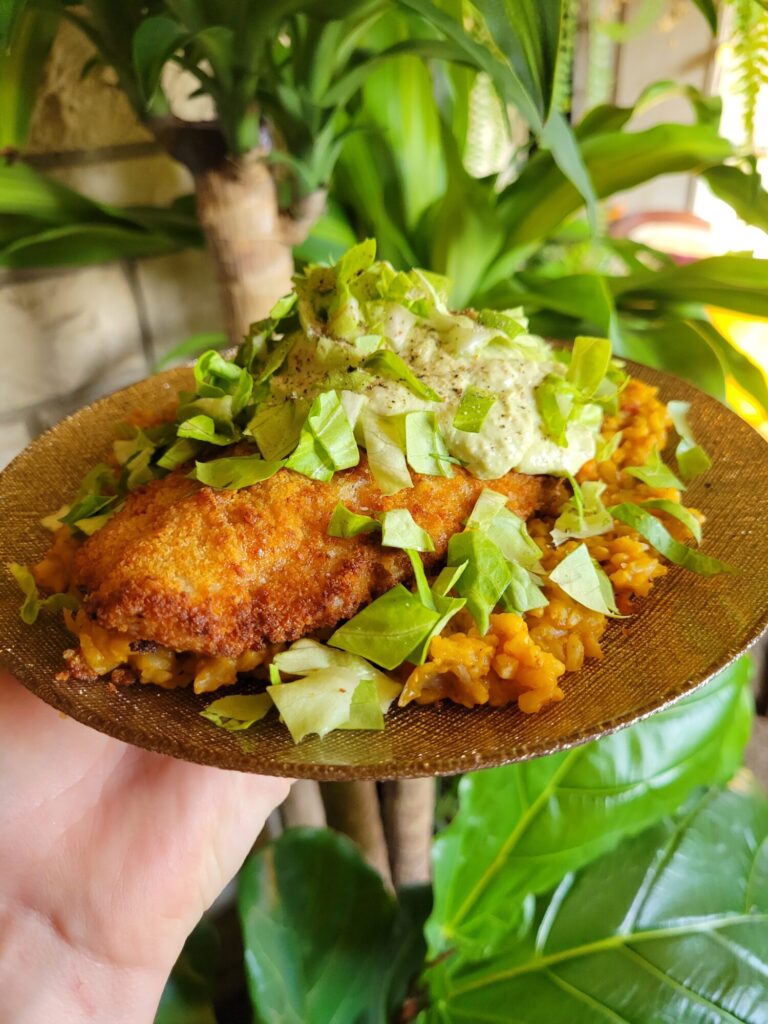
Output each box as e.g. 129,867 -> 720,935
73,457 -> 561,657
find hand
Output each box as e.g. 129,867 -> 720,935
0,670 -> 290,1024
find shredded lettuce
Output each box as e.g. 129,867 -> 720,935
567,336 -> 612,397
340,677 -> 385,731
327,503 -> 379,538
272,638 -> 400,712
363,349 -> 442,402
452,387 -> 497,433
639,498 -> 702,544
534,374 -> 574,447
200,693 -> 273,732
194,350 -> 253,416
361,411 -> 412,495
8,562 -> 79,625
548,544 -> 623,616
267,668 -> 361,743
610,502 -> 735,575
156,438 -> 201,471
536,335 -> 614,446
405,552 -> 466,663
177,414 -> 237,447
190,455 -> 284,490
328,585 -> 441,669
626,446 -> 684,491
594,430 -> 622,462
667,400 -> 712,481
404,410 -> 453,478
447,530 -> 513,634
326,504 -> 433,552
498,562 -> 549,614
285,390 -> 359,482
551,480 -> 612,546
466,488 -> 508,527
245,400 -> 307,461
380,509 -> 434,552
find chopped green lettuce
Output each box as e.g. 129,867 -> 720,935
534,374 -> 574,447
286,390 -> 359,482
567,336 -> 612,397
452,387 -> 497,433
485,509 -> 542,570
8,562 -> 79,625
245,401 -> 307,461
610,502 -> 735,575
364,349 -> 441,402
327,503 -> 379,538
177,414 -> 237,446
200,693 -> 273,732
156,438 -> 201,470
339,677 -> 385,731
328,586 -> 440,670
498,562 -> 549,614
267,668 -> 360,743
272,638 -> 401,711
447,530 -> 513,634
361,412 -> 412,495
466,488 -> 508,528
380,509 -> 434,552
594,430 -> 622,462
190,455 -> 284,490
194,350 -> 253,416
667,399 -> 712,481
404,410 -> 453,477
551,480 -> 612,546
548,544 -> 623,616
639,498 -> 702,544
625,446 -> 684,490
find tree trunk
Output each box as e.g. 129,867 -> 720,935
383,779 -> 436,887
321,782 -> 393,890
281,780 -> 327,830
194,152 -> 326,344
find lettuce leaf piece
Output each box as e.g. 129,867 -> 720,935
404,410 -> 453,478
640,499 -> 702,545
625,445 -> 685,490
252,333 -> 296,385
534,374 -> 574,447
200,693 -> 273,732
432,562 -> 468,598
354,334 -> 383,357
466,488 -> 508,528
447,530 -> 514,635
452,387 -> 497,433
610,502 -> 736,575
269,663 -> 282,685
8,563 -> 79,625
361,412 -> 412,495
406,548 -> 436,611
594,430 -> 622,462
485,508 -> 543,571
339,390 -> 366,430
286,390 -> 359,481
404,550 -> 467,664
339,677 -> 385,731
364,349 -> 442,402
667,399 -> 712,481
548,543 -> 623,616
327,502 -> 379,538
566,336 -> 612,398
190,455 -> 284,490
177,414 -> 237,446
156,438 -> 202,471
60,494 -> 118,527
380,509 -> 434,552
193,350 -> 253,416
328,586 -> 441,670
551,480 -> 613,546
498,561 -> 549,614
245,400 -> 307,461
271,638 -> 401,710
267,668 -> 361,743
41,504 -> 71,533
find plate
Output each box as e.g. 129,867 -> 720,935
0,362 -> 766,780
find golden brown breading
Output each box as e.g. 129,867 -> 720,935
73,457 -> 561,658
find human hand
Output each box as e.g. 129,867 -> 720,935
0,670 -> 290,1024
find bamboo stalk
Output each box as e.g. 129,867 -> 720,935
321,781 -> 393,890
383,779 -> 436,887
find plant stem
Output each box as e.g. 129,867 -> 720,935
383,779 -> 436,887
321,782 -> 393,890
280,780 -> 327,830
194,152 -> 294,343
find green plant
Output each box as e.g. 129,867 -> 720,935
158,658 -> 764,1022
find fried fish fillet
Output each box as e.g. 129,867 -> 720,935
72,457 -> 562,658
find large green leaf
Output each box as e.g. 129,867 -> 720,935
154,915 -> 219,1024
613,255 -> 768,319
426,658 -> 753,961
426,787 -> 768,1023
616,318 -> 727,400
498,122 -> 732,246
703,163 -> 768,234
238,827 -> 428,1024
0,4 -> 59,150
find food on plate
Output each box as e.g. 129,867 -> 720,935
9,241 -> 733,744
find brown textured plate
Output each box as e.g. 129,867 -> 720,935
1,362 -> 767,780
